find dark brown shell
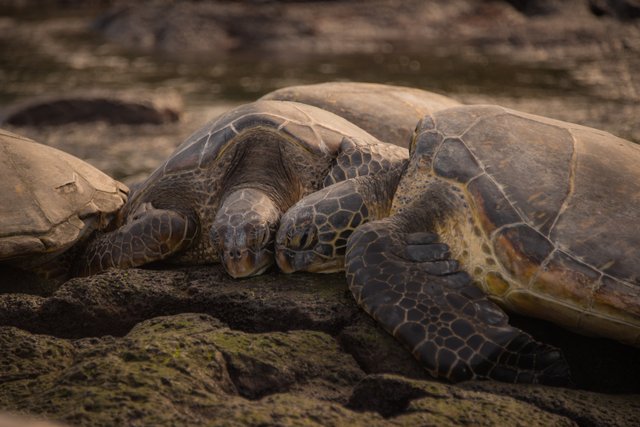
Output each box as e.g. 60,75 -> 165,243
406,105 -> 640,344
127,100 -> 387,211
427,106 -> 640,284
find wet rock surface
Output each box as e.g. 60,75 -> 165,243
1,91 -> 182,127
92,0 -> 640,102
1,266 -> 639,426
92,0 -> 640,61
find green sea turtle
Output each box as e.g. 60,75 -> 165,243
0,129 -> 128,284
76,100 -> 408,278
261,82 -> 460,147
276,104 -> 640,384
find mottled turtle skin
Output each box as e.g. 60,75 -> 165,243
76,100 -> 407,278
0,129 -> 128,282
262,82 -> 460,147
276,105 -> 640,384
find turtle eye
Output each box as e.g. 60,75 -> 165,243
300,226 -> 317,249
260,225 -> 274,246
252,226 -> 271,248
255,228 -> 266,247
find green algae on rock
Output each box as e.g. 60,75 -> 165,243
0,313 -> 366,426
1,312 -> 639,426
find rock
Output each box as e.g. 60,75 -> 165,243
0,266 -> 358,338
1,91 -> 182,126
3,313 -> 638,426
350,374 -> 640,426
91,0 -> 640,62
3,102 -> 237,185
35,269 -> 192,337
349,375 -> 577,426
0,293 -> 45,332
88,0 -> 640,111
0,412 -> 70,427
207,393 -> 386,427
503,0 -> 567,15
182,267 -> 357,334
1,269 -> 639,425
347,375 -> 431,418
462,381 -> 640,427
0,313 -> 372,426
589,0 -> 640,19
0,265 -> 59,296
337,316 -> 430,380
212,328 -> 364,401
0,326 -> 74,383
92,1 -> 238,58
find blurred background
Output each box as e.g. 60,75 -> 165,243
0,0 -> 638,185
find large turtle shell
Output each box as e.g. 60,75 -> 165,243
123,100 -> 407,265
261,82 -> 460,147
0,129 -> 128,263
402,105 -> 640,344
129,100 -> 400,213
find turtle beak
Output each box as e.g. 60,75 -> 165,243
275,247 -> 296,274
223,249 -> 273,278
303,258 -> 345,273
275,246 -> 343,273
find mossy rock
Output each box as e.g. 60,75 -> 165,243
212,329 -> 363,400
338,316 -> 429,380
349,374 -> 575,426
0,313 -> 367,426
349,374 -> 640,426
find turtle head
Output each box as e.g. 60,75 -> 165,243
211,189 -> 280,278
275,179 -> 370,273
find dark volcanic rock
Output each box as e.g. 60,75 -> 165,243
0,267 -> 639,425
0,313 -> 371,426
350,374 -> 640,426
462,380 -> 640,427
0,266 -> 358,338
2,91 -> 182,126
88,0 -> 640,131
0,412 -> 70,427
3,313 -> 638,426
504,0 -> 566,15
589,0 -> 640,19
349,375 -> 578,426
92,0 -> 640,63
337,316 -> 430,380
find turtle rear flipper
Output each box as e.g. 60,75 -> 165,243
346,221 -> 571,385
75,206 -> 198,276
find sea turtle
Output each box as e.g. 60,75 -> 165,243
0,129 -> 128,284
77,82 -> 460,279
261,82 -> 460,147
275,104 -> 640,384
76,100 -> 408,278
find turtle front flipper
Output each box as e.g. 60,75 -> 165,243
324,137 -> 408,187
346,219 -> 571,385
75,204 -> 198,276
